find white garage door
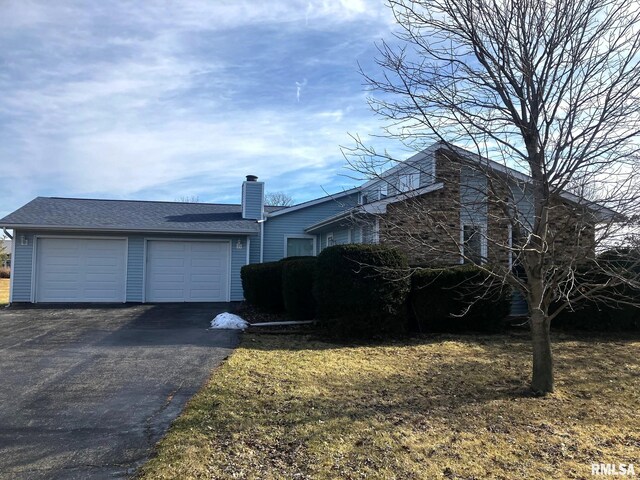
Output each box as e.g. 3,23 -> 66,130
36,238 -> 127,303
145,241 -> 230,302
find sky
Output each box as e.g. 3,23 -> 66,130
0,0 -> 406,219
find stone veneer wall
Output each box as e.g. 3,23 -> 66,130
379,149 -> 596,267
379,150 -> 463,266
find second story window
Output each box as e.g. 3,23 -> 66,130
398,173 -> 420,192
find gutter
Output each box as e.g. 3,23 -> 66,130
0,225 -> 259,235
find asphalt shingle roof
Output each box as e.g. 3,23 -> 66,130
0,197 -> 273,234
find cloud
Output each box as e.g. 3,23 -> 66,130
295,79 -> 308,102
0,0 -> 398,218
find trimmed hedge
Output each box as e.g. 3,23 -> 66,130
552,250 -> 640,331
282,257 -> 317,320
241,261 -> 285,312
409,266 -> 511,333
553,301 -> 639,331
314,244 -> 410,338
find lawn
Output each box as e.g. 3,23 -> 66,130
139,333 -> 640,480
0,278 -> 8,305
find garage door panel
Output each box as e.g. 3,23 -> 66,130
191,242 -> 222,252
45,258 -> 81,267
40,268 -> 80,277
190,274 -> 219,282
192,259 -> 221,268
153,258 -> 186,268
145,240 -> 229,302
36,238 -> 127,303
86,258 -> 119,267
154,243 -> 186,252
150,273 -> 185,282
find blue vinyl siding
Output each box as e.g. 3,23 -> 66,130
315,225 -> 360,252
229,239 -> 246,301
9,231 -> 249,303
317,227 -> 352,253
333,229 -> 350,245
361,153 -> 435,203
263,193 -> 359,262
10,231 -> 34,302
127,235 -> 145,302
352,226 -> 362,243
248,233 -> 261,264
242,181 -> 264,220
460,166 -> 488,225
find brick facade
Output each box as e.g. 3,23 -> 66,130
379,150 -> 463,266
378,149 -> 596,267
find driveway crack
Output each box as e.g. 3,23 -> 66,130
143,381 -> 185,447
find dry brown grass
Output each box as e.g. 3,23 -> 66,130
0,278 -> 9,305
139,333 -> 640,480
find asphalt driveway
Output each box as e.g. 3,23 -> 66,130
0,303 -> 240,479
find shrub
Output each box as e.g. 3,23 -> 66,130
282,257 -> 317,320
552,301 -> 639,331
552,250 -> 640,331
241,261 -> 285,312
408,266 -> 511,333
314,244 -> 410,338
0,268 -> 9,279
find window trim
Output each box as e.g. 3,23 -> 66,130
326,232 -> 334,248
284,234 -> 316,258
398,172 -> 420,192
460,223 -> 487,265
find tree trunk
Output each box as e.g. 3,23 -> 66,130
530,309 -> 554,394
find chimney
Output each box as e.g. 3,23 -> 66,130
241,175 -> 264,220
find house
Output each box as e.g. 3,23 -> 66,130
1,238 -> 10,268
0,142 -> 610,305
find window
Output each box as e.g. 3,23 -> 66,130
379,184 -> 388,198
326,232 -> 334,248
285,236 -> 314,257
463,225 -> 485,264
398,173 -> 420,192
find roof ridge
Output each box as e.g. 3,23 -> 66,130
45,197 -> 241,207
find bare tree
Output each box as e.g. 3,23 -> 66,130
175,195 -> 200,203
347,0 -> 640,393
0,239 -> 8,269
264,191 -> 294,207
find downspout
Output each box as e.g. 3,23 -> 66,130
2,228 -> 12,240
6,228 -> 15,306
258,217 -> 266,264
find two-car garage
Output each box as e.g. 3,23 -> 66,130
33,237 -> 230,303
